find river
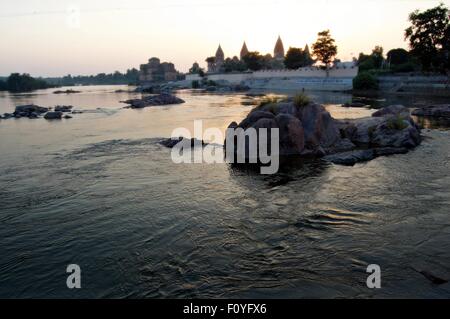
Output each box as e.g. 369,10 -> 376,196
0,85 -> 449,298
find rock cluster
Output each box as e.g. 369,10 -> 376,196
122,93 -> 185,109
226,99 -> 421,166
1,104 -> 76,120
412,104 -> 450,118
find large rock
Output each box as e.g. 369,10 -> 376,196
339,104 -> 421,149
412,104 -> 450,118
226,101 -> 422,166
275,114 -> 305,155
122,93 -> 185,108
372,105 -> 410,118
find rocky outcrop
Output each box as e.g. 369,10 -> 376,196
412,104 -> 450,118
226,100 -> 421,166
12,104 -> 49,119
122,93 -> 185,109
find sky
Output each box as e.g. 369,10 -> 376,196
0,0 -> 448,77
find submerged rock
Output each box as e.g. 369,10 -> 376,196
44,111 -> 63,120
55,105 -> 73,112
53,89 -> 81,94
159,137 -> 208,148
412,104 -> 450,118
122,93 -> 185,109
323,150 -> 375,166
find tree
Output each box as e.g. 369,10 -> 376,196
405,3 -> 450,71
242,51 -> 265,71
371,46 -> 384,69
387,48 -> 410,65
284,47 -> 307,69
189,62 -> 204,74
0,80 -> 7,91
312,30 -> 338,74
222,57 -> 247,72
6,73 -> 52,92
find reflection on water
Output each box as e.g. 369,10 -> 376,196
1,86 -> 450,298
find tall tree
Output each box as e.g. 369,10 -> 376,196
371,46 -> 384,69
312,30 -> 338,73
405,3 -> 450,71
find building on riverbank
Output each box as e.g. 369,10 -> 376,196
139,57 -> 181,84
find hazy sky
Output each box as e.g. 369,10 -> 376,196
0,0 -> 448,76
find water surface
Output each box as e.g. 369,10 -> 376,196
1,86 -> 449,298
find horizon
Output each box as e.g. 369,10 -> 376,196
0,0 -> 448,77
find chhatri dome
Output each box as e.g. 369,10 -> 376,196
274,36 -> 285,60
215,45 -> 225,63
240,41 -> 249,59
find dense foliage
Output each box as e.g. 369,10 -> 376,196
405,3 -> 450,72
353,72 -> 378,90
284,47 -> 314,69
1,73 -> 53,92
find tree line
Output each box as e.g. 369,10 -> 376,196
0,69 -> 140,93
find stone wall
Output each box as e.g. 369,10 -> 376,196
185,67 -> 358,91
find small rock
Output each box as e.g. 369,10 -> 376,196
63,115 -> 73,119
55,105 -> 73,112
44,111 -> 63,120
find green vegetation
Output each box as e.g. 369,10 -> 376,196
405,2 -> 450,72
284,47 -> 314,69
191,80 -> 200,89
312,30 -> 338,71
0,73 -> 54,92
46,69 -> 140,86
242,52 -> 265,71
259,96 -> 283,107
222,57 -> 247,73
387,116 -> 408,130
353,72 -> 379,90
0,79 -> 7,91
293,93 -> 311,108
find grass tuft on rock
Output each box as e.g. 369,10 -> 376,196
387,115 -> 408,130
293,93 -> 311,108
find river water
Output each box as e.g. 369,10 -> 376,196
0,85 -> 449,298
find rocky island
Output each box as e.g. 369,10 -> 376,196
121,93 -> 185,109
226,95 -> 422,166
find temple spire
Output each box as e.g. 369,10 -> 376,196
274,35 -> 285,60
240,41 -> 249,60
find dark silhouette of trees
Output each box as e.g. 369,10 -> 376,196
405,3 -> 450,71
242,52 -> 265,71
5,73 -> 52,92
284,47 -> 314,69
